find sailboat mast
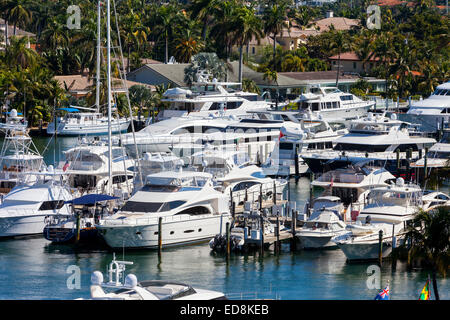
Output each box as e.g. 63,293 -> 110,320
107,0 -> 113,195
95,0 -> 101,113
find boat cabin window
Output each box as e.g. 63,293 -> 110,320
175,206 -> 210,216
120,200 -> 186,213
331,187 -> 358,205
39,200 -> 65,211
340,95 -> 353,101
112,175 -> 134,184
334,143 -> 390,153
305,221 -> 328,229
279,142 -> 293,150
209,101 -> 243,110
367,190 -> 422,207
232,181 -> 260,192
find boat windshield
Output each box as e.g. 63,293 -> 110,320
367,190 -> 422,207
145,175 -> 209,189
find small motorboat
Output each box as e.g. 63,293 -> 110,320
78,253 -> 227,300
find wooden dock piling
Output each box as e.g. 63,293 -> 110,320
378,229 -> 383,266
158,217 -> 162,253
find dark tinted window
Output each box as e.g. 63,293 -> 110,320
175,206 -> 210,216
39,200 -> 65,211
120,200 -> 185,213
334,143 -> 390,152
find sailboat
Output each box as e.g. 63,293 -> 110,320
43,0 -> 132,244
46,1 -> 130,137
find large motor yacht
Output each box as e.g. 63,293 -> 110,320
292,85 -> 375,121
156,79 -> 270,121
405,81 -> 450,131
97,171 -> 232,249
262,115 -> 348,176
301,113 -> 436,175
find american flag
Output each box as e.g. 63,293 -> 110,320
63,161 -> 70,172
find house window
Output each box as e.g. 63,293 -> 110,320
252,47 -> 255,55
353,62 -> 357,69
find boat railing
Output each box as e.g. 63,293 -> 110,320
304,150 -> 421,160
101,212 -> 226,226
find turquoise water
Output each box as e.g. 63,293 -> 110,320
0,135 -> 448,300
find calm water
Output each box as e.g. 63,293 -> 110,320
0,135 -> 448,300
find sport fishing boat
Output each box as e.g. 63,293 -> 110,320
310,162 -> 396,217
0,128 -> 45,194
0,109 -> 28,132
301,113 -> 436,175
405,81 -> 450,131
334,178 -> 423,261
58,137 -> 134,199
0,169 -> 72,237
97,171 -> 232,249
296,207 -> 348,249
292,85 -> 375,121
79,253 -> 227,300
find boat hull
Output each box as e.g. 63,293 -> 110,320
337,241 -> 392,261
98,214 -> 232,249
47,120 -> 130,136
298,234 -> 336,249
0,215 -> 47,237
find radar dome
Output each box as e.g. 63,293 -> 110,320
390,113 -> 397,120
143,152 -> 152,161
91,271 -> 104,285
124,274 -> 138,288
47,165 -> 54,172
10,109 -> 18,117
396,177 -> 405,186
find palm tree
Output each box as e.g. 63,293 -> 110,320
188,0 -> 219,40
281,53 -> 306,72
2,0 -> 32,36
242,78 -> 260,94
129,84 -> 152,120
403,207 -> 450,300
153,5 -> 180,64
263,0 -> 289,63
173,22 -> 204,63
4,35 -> 39,69
231,4 -> 263,84
329,30 -> 351,87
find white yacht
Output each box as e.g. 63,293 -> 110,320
97,171 -> 232,249
334,178 -> 424,261
0,129 -> 45,194
58,138 -> 134,199
0,171 -> 72,237
120,116 -> 234,158
157,79 -> 269,121
262,115 -> 348,176
296,208 -> 348,249
293,85 -> 375,121
405,81 -> 450,131
301,113 -> 436,175
46,107 -> 130,136
311,162 -> 396,215
192,149 -> 288,207
81,254 -> 227,300
411,126 -> 450,169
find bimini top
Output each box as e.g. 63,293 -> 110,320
65,194 -> 119,205
57,107 -> 80,112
